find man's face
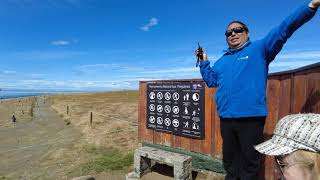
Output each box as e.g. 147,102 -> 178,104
226,23 -> 249,49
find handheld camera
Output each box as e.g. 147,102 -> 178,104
196,42 -> 203,67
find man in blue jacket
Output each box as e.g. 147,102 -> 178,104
195,1 -> 319,179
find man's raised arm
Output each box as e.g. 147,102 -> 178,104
262,0 -> 319,64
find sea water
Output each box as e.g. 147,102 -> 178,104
0,89 -> 76,99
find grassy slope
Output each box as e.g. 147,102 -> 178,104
50,90 -> 139,176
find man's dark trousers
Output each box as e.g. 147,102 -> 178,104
220,117 -> 266,180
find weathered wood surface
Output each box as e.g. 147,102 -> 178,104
138,63 -> 320,180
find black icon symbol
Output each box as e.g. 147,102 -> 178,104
172,106 -> 179,114
149,116 -> 155,123
183,93 -> 190,101
184,121 -> 190,128
173,92 -> 179,101
165,92 -> 171,100
164,118 -> 171,126
173,119 -> 179,127
157,92 -> 163,100
149,92 -> 155,99
192,93 -> 200,101
157,117 -> 163,125
149,104 -> 155,111
164,105 -> 171,113
184,107 -> 188,115
157,105 -> 163,113
192,122 -> 199,130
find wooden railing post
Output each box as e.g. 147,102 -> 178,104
90,112 -> 93,126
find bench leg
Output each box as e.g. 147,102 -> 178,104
134,152 -> 152,177
173,159 -> 192,180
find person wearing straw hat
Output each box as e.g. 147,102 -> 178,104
255,114 -> 320,180
195,1 -> 320,179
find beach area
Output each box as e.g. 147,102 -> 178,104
0,91 -> 223,180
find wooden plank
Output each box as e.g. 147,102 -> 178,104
313,68 -> 320,112
139,82 -> 154,143
264,77 -> 281,180
277,75 -> 292,120
190,138 -> 201,153
213,111 -> 222,158
292,73 -> 307,113
210,88 -> 216,158
138,82 -> 143,142
304,68 -> 320,113
180,136 -> 191,151
211,88 -> 223,159
213,108 -> 222,159
173,133 -> 190,151
200,87 -> 214,155
161,131 -> 172,147
172,134 -> 182,149
153,131 -> 162,145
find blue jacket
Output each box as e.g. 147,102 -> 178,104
200,3 -> 317,118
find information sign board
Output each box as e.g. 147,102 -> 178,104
146,82 -> 205,139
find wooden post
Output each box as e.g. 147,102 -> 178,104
67,106 -> 69,115
90,112 -> 93,126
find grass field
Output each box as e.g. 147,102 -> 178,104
0,91 -> 139,179
50,90 -> 139,178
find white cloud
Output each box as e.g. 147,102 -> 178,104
4,50 -> 86,61
269,60 -> 319,73
270,50 -> 320,72
51,40 -> 71,46
74,63 -> 144,74
141,67 -> 197,74
15,79 -> 134,90
277,51 -> 320,60
140,17 -> 158,31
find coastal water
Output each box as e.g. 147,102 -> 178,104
0,89 -> 77,99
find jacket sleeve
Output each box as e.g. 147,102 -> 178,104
199,60 -> 218,87
261,3 -> 317,64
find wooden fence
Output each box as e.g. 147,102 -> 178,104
138,62 -> 320,179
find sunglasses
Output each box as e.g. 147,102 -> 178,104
225,27 -> 246,37
275,156 -> 314,175
275,156 -> 289,174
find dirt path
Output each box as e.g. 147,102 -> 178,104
0,97 -> 84,179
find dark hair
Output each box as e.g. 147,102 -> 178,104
227,21 -> 249,32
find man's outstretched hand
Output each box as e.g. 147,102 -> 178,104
309,0 -> 320,9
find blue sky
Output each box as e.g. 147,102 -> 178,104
0,0 -> 319,91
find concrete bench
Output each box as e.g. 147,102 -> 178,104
126,146 -> 192,180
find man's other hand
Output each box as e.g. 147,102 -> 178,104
195,49 -> 208,61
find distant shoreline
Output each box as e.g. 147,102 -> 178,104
0,90 -> 77,100
0,93 -> 50,99
0,89 -> 138,100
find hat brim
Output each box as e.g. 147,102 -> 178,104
254,139 -> 297,156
